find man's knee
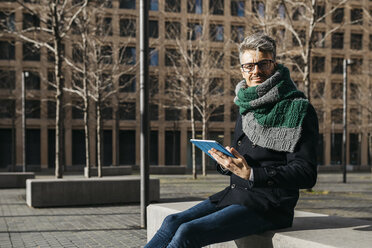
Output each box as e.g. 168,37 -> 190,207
171,222 -> 200,247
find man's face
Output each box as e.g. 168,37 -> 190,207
240,50 -> 277,87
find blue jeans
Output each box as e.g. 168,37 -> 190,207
144,199 -> 278,248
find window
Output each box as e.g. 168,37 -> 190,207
349,133 -> 361,165
72,102 -> 83,119
187,107 -> 202,121
231,25 -> 244,43
0,41 -> 15,60
23,42 -> 40,61
231,0 -> 244,17
119,0 -> 135,9
72,129 -> 85,165
350,33 -> 362,50
332,32 -> 344,49
149,48 -> 158,66
210,105 -> 224,122
332,8 -> 344,23
150,104 -> 158,121
351,8 -> 363,25
210,50 -> 224,69
24,71 -> 40,90
149,75 -> 159,95
187,22 -> 202,40
120,18 -> 136,37
165,0 -> 181,12
209,78 -> 224,95
331,108 -> 342,124
277,3 -> 285,19
312,31 -> 325,48
26,100 -> 40,119
187,49 -> 202,67
165,108 -> 181,121
26,129 -> 41,166
0,11 -> 15,31
165,21 -> 180,40
252,1 -> 265,18
23,13 -> 39,29
119,130 -> 135,165
96,17 -> 112,36
119,46 -> 136,65
312,82 -> 324,99
72,44 -> 83,63
230,105 -> 238,122
0,99 -> 15,118
98,45 -> 112,64
292,55 -> 304,72
0,70 -> 15,89
150,0 -> 158,11
165,131 -> 180,165
312,56 -> 325,73
187,0 -> 202,14
47,101 -> 56,119
350,83 -> 359,100
331,82 -> 342,99
210,24 -> 224,42
349,58 -> 363,75
165,48 -> 181,67
331,133 -> 342,165
292,6 -> 305,21
119,102 -> 136,120
210,0 -> 223,15
331,57 -> 343,74
119,74 -> 136,92
292,30 -> 306,47
149,20 -> 159,38
315,5 -> 325,22
102,107 -> 113,120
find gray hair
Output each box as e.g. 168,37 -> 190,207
239,34 -> 277,63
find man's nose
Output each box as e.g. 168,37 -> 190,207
251,64 -> 261,74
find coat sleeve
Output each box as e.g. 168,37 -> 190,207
252,105 -> 319,189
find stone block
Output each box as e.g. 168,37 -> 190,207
147,201 -> 372,248
26,176 -> 159,207
0,172 -> 35,188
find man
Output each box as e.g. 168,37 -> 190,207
145,33 -> 318,248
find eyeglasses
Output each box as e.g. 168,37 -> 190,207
241,59 -> 274,73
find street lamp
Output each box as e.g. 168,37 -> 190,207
342,59 -> 353,183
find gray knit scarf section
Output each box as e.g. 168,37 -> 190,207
234,72 -> 305,153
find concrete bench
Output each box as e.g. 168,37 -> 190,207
0,172 -> 35,188
147,201 -> 372,248
27,176 -> 159,208
84,166 -> 132,177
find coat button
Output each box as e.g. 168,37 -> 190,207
252,143 -> 256,148
231,184 -> 236,189
237,140 -> 242,146
267,180 -> 274,186
268,170 -> 276,176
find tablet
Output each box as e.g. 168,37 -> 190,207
190,139 -> 235,161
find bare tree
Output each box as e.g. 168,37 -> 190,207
163,3 -> 228,178
7,0 -> 87,178
65,1 -> 138,177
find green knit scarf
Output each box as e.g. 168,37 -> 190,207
234,64 -> 309,152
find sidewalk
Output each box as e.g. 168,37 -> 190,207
0,172 -> 371,247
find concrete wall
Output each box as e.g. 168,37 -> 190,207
0,173 -> 35,188
27,176 -> 159,207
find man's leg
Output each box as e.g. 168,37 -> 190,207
167,204 -> 277,248
144,199 -> 222,248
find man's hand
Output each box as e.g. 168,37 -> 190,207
208,146 -> 251,180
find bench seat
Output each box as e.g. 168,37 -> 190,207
147,201 -> 372,248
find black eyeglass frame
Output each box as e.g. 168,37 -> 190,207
241,59 -> 275,72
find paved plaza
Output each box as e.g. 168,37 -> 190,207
0,172 -> 372,247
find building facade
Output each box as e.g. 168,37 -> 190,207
0,0 -> 371,171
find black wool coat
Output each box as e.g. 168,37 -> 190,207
209,104 -> 319,228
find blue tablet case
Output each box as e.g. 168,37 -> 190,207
190,139 -> 235,161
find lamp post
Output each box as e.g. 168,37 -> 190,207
342,59 -> 353,183
21,71 -> 28,173
139,0 -> 149,228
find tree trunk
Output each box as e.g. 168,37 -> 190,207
97,98 -> 103,177
190,82 -> 197,179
